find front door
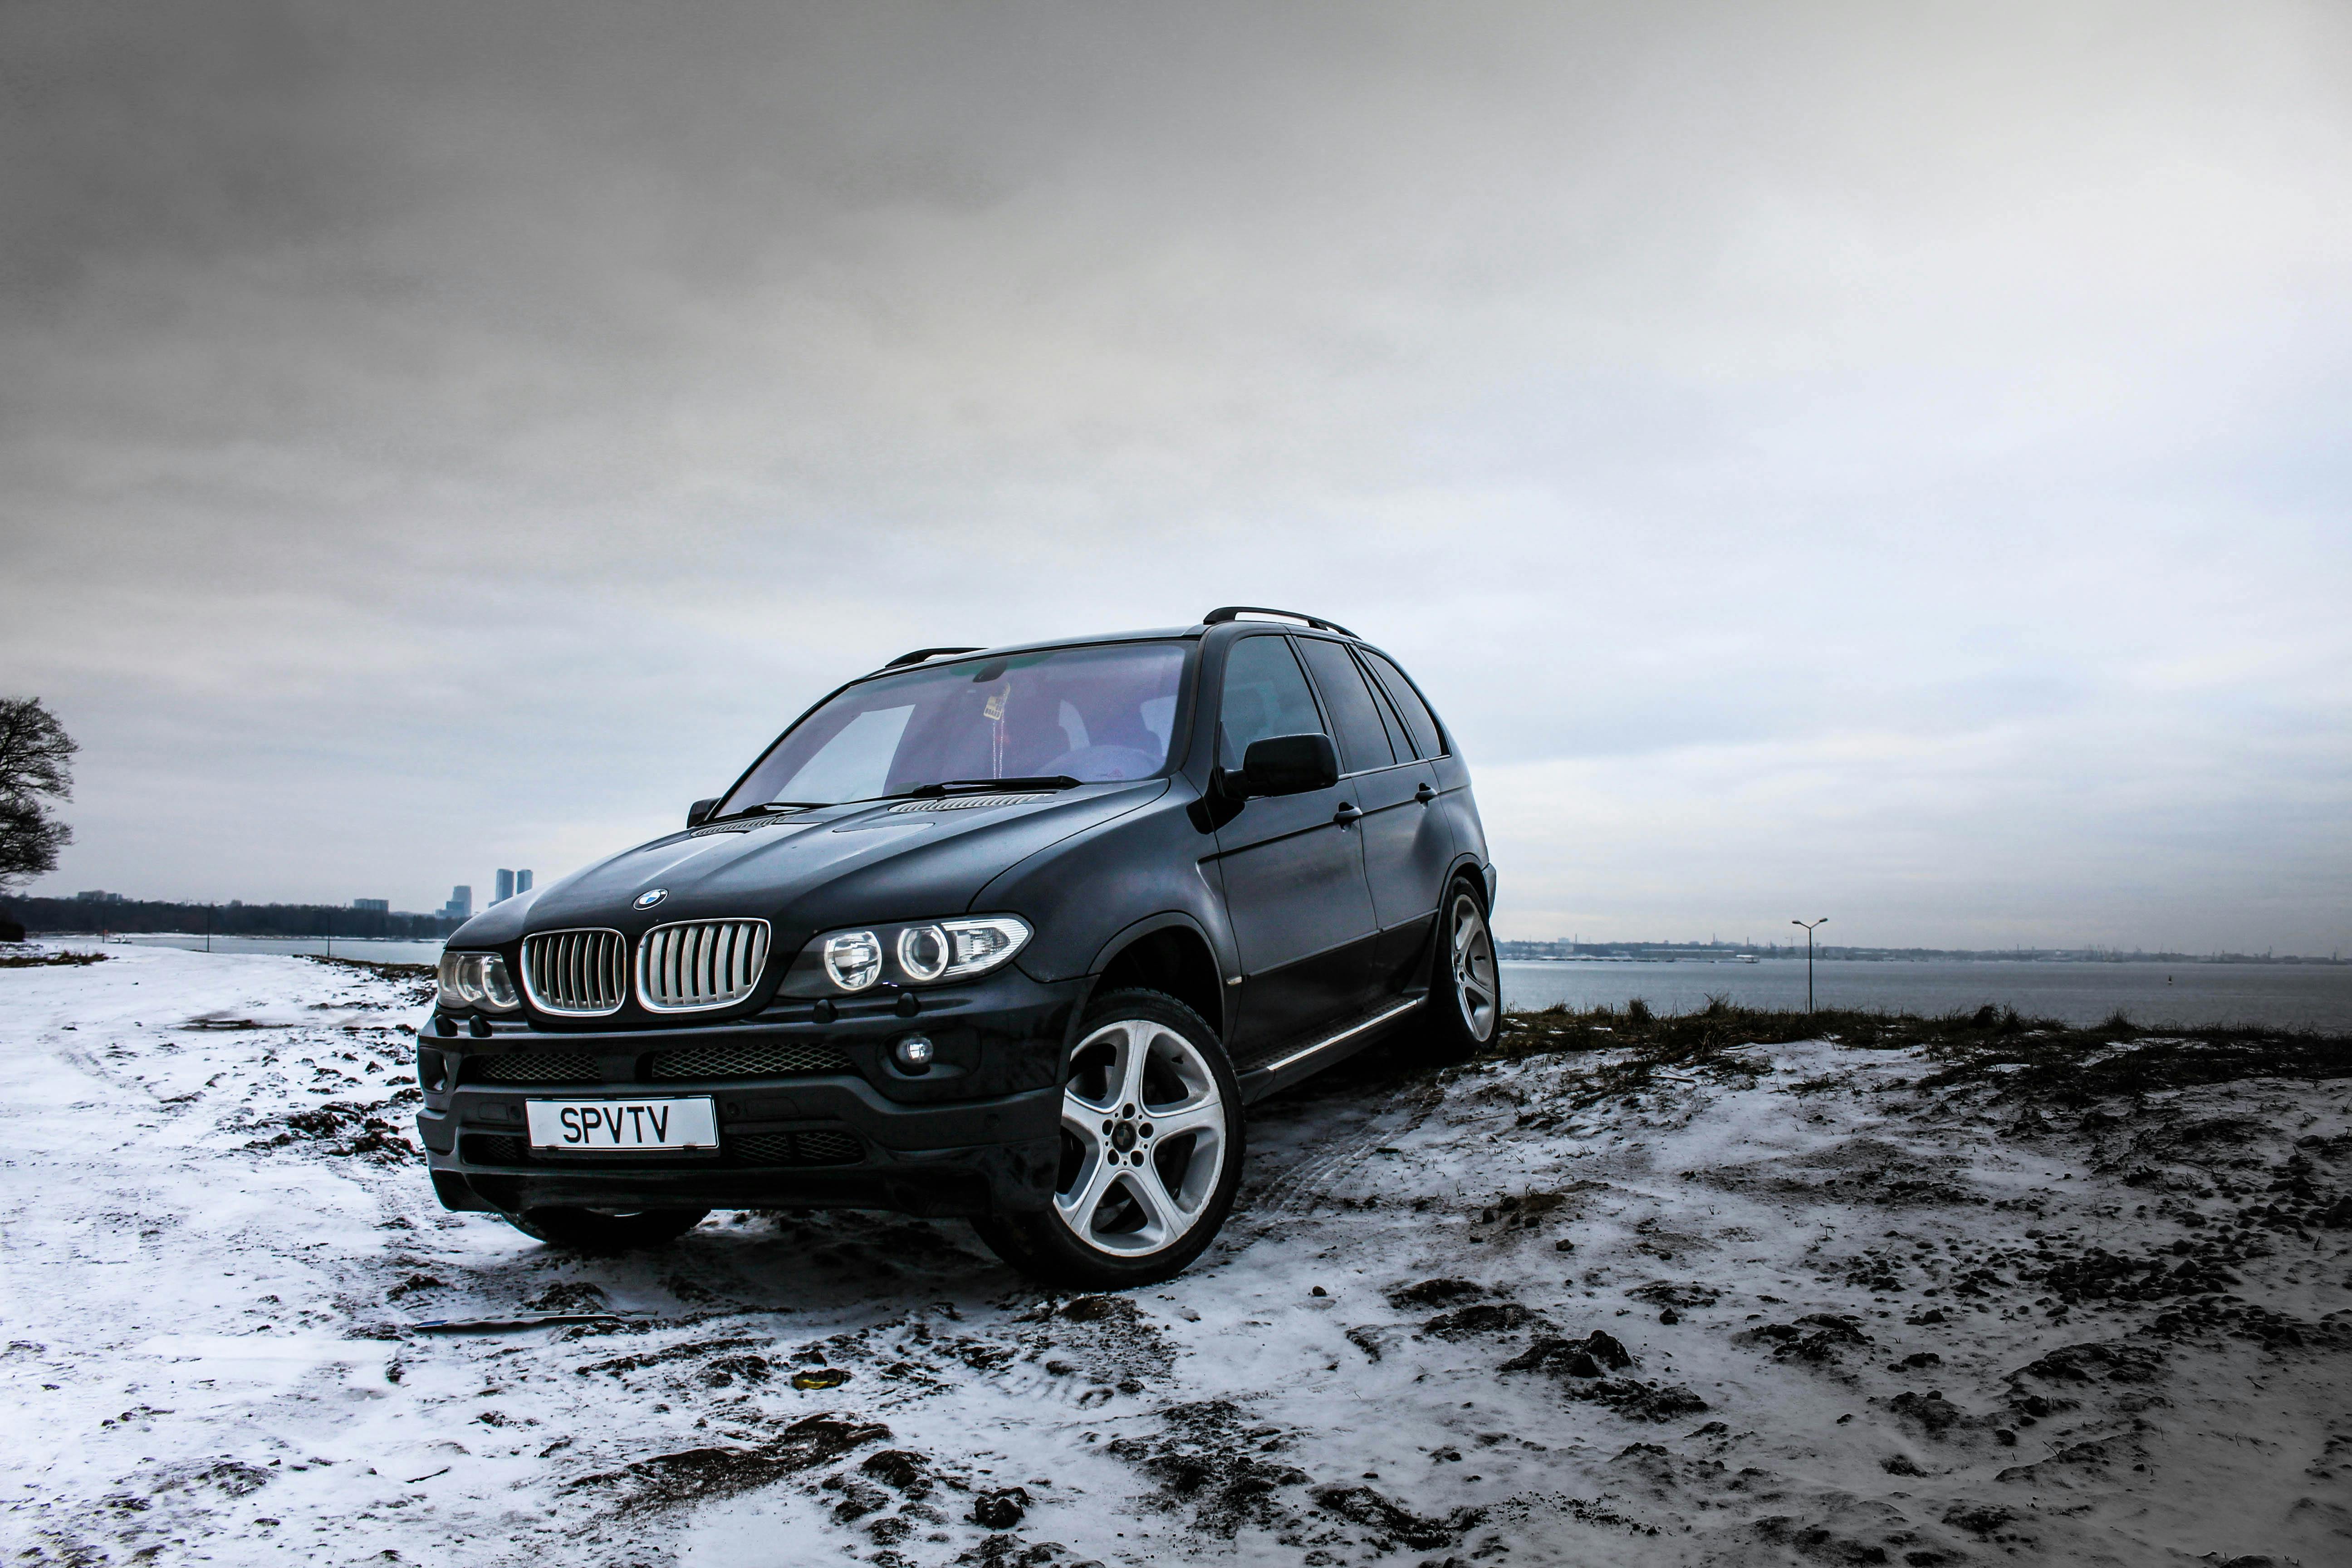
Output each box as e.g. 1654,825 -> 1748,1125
1210,634 -> 1378,1064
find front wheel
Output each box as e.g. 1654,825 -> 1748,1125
973,989 -> 1244,1289
1419,880 -> 1500,1063
500,1206 -> 710,1252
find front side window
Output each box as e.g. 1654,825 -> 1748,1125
1217,636 -> 1324,771
1294,637 -> 1396,774
720,642 -> 1188,813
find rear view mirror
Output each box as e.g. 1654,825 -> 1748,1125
687,797 -> 719,828
1240,733 -> 1339,798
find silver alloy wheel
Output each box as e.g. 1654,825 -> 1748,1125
1056,1018 -> 1229,1257
1450,891 -> 1499,1042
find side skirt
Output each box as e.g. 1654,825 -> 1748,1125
1235,993 -> 1426,1104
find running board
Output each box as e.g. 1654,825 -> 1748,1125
1237,997 -> 1424,1103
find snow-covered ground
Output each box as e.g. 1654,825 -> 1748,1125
3,946 -> 2347,1566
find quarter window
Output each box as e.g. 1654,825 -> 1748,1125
1360,650 -> 1445,759
1295,638 -> 1397,774
1217,636 -> 1324,771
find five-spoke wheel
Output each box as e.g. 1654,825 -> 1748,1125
972,988 -> 1245,1288
1449,889 -> 1499,1044
1056,1015 -> 1228,1257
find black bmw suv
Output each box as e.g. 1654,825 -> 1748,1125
417,607 -> 1497,1286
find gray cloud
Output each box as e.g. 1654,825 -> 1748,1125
3,0 -> 2347,951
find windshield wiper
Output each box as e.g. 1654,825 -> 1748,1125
705,801 -> 827,824
903,775 -> 1082,798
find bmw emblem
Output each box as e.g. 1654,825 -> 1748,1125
635,887 -> 668,910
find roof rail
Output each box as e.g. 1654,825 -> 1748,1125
1201,605 -> 1360,639
883,645 -> 985,669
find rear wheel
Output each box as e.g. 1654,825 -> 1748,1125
1420,880 -> 1499,1062
500,1206 -> 710,1252
974,989 -> 1244,1289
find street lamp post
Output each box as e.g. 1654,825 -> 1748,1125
1791,917 -> 1828,1011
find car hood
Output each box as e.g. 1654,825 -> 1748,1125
451,779 -> 1171,947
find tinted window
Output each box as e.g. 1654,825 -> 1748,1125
720,642 -> 1187,811
1217,636 -> 1323,771
1361,650 -> 1444,759
1295,638 -> 1396,774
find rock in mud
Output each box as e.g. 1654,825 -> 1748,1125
970,1485 -> 1032,1528
861,1448 -> 933,1497
1500,1330 -> 1635,1379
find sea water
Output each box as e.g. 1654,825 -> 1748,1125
1500,958 -> 2352,1032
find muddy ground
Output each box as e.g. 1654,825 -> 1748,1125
1,947 -> 2347,1565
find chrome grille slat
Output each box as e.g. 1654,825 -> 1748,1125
520,928 -> 628,1016
637,919 -> 770,1014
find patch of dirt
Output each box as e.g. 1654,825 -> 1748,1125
569,1414 -> 889,1511
1386,1278 -> 1491,1309
1103,1398 -> 1309,1537
1421,1302 -> 1547,1340
245,1101 -> 414,1163
1738,1314 -> 1874,1367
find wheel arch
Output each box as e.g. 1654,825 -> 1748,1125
1416,854 -> 1495,978
1084,913 -> 1229,1041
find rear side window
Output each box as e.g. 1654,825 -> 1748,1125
1361,650 -> 1445,759
1295,638 -> 1397,774
1218,636 -> 1324,771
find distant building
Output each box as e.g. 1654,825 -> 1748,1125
441,885 -> 473,921
352,898 -> 389,913
516,869 -> 534,896
74,890 -> 123,904
495,868 -> 514,904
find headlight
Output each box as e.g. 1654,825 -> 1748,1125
939,916 -> 1029,979
821,931 -> 883,991
782,914 -> 1032,995
436,951 -> 522,1013
897,925 -> 949,982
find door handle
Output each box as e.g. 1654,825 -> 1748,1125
1332,802 -> 1362,827
1415,783 -> 1436,804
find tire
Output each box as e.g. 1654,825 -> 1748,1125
973,988 -> 1245,1290
500,1206 -> 711,1252
1420,878 -> 1500,1063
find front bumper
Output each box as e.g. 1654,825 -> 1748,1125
416,967 -> 1083,1220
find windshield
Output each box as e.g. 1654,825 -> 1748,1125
718,642 -> 1190,813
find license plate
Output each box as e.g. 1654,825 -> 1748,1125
524,1097 -> 719,1152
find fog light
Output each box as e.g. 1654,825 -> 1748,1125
892,1034 -> 935,1073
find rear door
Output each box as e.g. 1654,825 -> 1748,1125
1210,634 -> 1379,1063
1361,645 -> 1484,870
1295,638 -> 1453,1000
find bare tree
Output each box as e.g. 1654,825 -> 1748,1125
0,698 -> 77,892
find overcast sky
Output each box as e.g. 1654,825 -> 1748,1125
4,1 -> 2347,952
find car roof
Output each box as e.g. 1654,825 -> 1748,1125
862,610 -> 1404,684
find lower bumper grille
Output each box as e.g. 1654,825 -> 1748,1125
647,1042 -> 851,1080
467,1051 -> 601,1085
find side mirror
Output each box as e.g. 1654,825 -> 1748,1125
1240,733 -> 1339,798
686,798 -> 719,828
